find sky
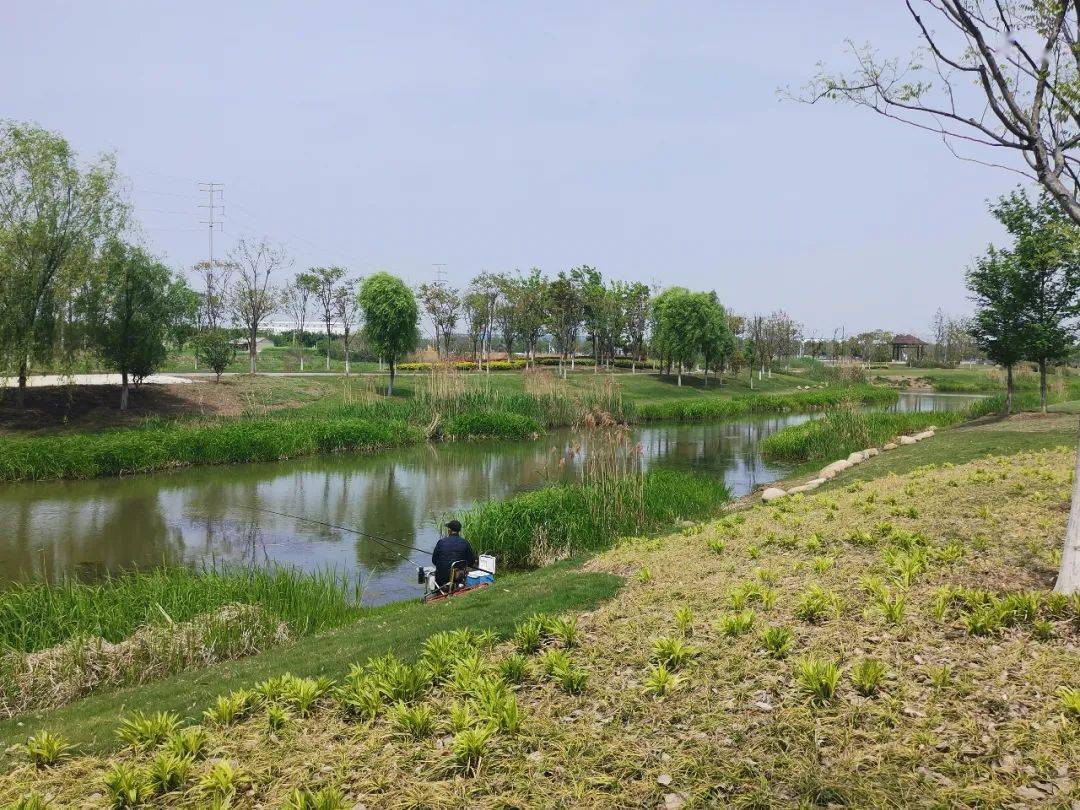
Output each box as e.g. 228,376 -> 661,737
1,1 -> 1026,339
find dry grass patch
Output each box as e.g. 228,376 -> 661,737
4,449 -> 1080,806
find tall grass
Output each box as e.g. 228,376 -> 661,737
462,469 -> 729,568
0,566 -> 362,654
634,385 -> 897,422
759,408 -> 965,462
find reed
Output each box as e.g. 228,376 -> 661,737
634,386 -> 897,422
0,565 -> 362,654
759,408 -> 965,462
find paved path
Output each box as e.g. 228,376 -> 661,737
1,373 -> 200,387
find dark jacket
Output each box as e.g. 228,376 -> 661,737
431,534 -> 477,586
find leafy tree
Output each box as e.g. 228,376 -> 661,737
282,272 -> 318,371
545,271 -> 583,374
967,246 -> 1027,414
572,266 -> 606,371
623,282 -> 651,373
333,278 -> 361,374
310,266 -> 345,370
85,241 -> 171,410
0,122 -> 125,406
511,269 -> 547,365
193,328 -> 236,382
164,275 -> 201,367
467,272 -> 501,371
229,238 -> 287,374
417,281 -> 461,358
991,190 -> 1080,412
358,272 -> 419,395
462,289 -> 491,366
651,287 -> 700,386
697,293 -> 734,387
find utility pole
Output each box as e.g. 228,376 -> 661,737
432,263 -> 447,284
198,182 -> 224,272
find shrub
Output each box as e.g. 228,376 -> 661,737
796,656 -> 842,704
706,537 -> 726,555
558,666 -> 589,694
163,726 -> 210,760
335,676 -> 382,721
199,759 -> 245,801
552,616 -> 579,648
266,703 -> 291,731
498,653 -> 527,684
540,649 -> 572,678
1059,686 -> 1080,718
851,658 -> 887,696
761,626 -> 794,659
513,618 -> 544,653
22,730 -> 73,767
876,592 -> 906,625
674,605 -> 694,636
281,787 -> 348,810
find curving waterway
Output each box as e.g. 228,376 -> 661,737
0,392 -> 982,604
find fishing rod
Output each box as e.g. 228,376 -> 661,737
245,506 -> 426,567
246,505 -> 496,577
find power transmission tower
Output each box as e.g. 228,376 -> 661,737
198,183 -> 225,270
432,263 -> 447,285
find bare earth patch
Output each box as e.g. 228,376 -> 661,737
3,449 -> 1079,806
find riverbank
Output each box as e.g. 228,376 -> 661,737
0,373 -> 889,482
5,442 -> 1077,805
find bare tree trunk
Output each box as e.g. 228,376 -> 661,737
1039,358 -> 1048,413
249,345 -> 257,374
677,361 -> 682,387
16,359 -> 27,408
344,329 -> 351,375
120,370 -> 129,411
387,359 -> 396,396
1006,364 -> 1013,415
1054,420 -> 1080,594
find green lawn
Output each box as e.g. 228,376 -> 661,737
0,559 -> 621,762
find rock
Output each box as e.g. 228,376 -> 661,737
663,793 -> 687,810
913,430 -> 935,441
846,451 -> 867,464
882,442 -> 898,451
657,773 -> 673,786
899,435 -> 917,445
761,487 -> 787,502
788,478 -> 826,494
820,459 -> 853,478
865,448 -> 880,457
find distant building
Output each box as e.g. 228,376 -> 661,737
231,336 -> 275,353
891,334 -> 927,362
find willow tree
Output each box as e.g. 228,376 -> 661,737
0,122 -> 125,405
799,1 -> 1080,591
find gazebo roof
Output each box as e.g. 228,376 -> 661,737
892,334 -> 927,346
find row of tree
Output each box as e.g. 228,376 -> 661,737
967,190 -> 1080,413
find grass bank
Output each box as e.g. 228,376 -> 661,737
6,450 -> 1079,805
0,558 -> 620,763
634,385 -> 897,421
760,409 -> 965,463
462,469 -> 730,568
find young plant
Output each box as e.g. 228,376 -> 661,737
266,703 -> 291,732
163,726 -> 210,760
116,710 -> 183,750
795,655 -> 841,704
203,694 -> 245,727
674,605 -> 694,636
335,677 -> 383,721
746,544 -> 761,560
376,663 -> 429,704
513,619 -> 543,654
388,701 -> 436,739
707,537 -> 726,555
146,750 -> 193,795
199,759 -> 245,801
962,604 -> 1004,637
552,616 -> 579,648
558,666 -> 589,694
22,730 -> 73,767
281,787 -> 347,810
794,586 -> 839,624
851,658 -> 887,696
1032,619 -> 1055,641
719,610 -> 756,637
876,592 -> 906,625
760,626 -> 794,659
284,677 -> 328,716
651,635 -> 699,669
483,692 -> 523,734
1059,686 -> 1080,718
810,556 -> 834,575
540,648 -> 572,679
452,726 -> 494,773
643,663 -> 682,697
448,703 -> 480,733
636,567 -> 653,584
928,665 -> 953,690
102,763 -> 150,808
498,653 -> 527,684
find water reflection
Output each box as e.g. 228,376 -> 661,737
0,392 -> 984,604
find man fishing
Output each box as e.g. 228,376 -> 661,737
431,519 -> 477,590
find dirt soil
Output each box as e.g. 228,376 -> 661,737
0,383 -> 248,434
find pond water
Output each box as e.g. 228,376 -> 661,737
0,392 -> 983,604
